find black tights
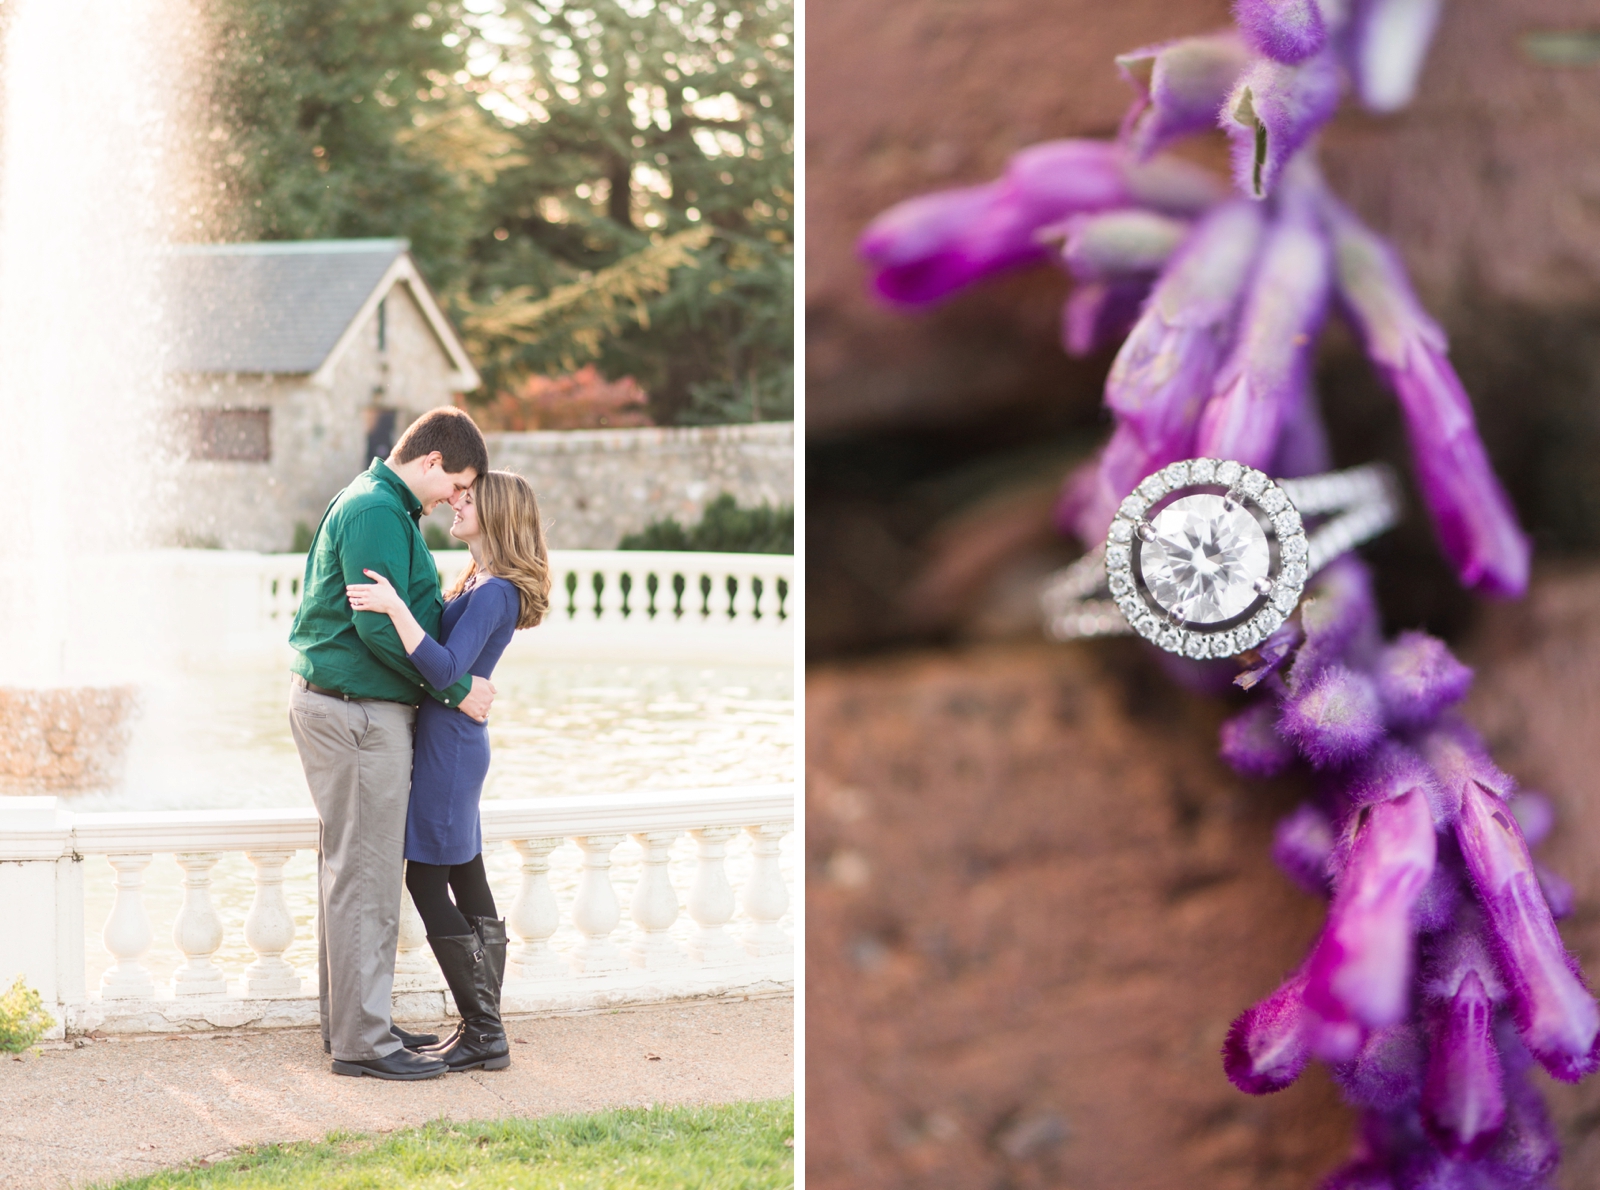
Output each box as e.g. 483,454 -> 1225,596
406,855 -> 498,938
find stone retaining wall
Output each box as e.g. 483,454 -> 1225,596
484,421 -> 794,550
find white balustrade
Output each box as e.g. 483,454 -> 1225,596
741,822 -> 793,958
0,785 -> 792,1036
101,854 -> 156,1000
507,837 -> 566,981
570,833 -> 627,975
629,830 -> 686,969
243,849 -> 301,996
171,852 -> 227,996
687,826 -> 743,965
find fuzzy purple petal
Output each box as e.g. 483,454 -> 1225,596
1454,778 -> 1599,1081
1220,53 -> 1343,199
1419,719 -> 1516,827
1235,0 -> 1328,64
1104,201 -> 1266,451
1061,209 -> 1191,281
1323,198 -> 1530,597
1335,1022 -> 1426,1111
1235,618 -> 1305,690
1280,663 -> 1386,769
1319,1161 -> 1398,1190
858,140 -> 1133,306
1480,1026 -> 1560,1184
1122,155 -> 1230,214
1422,916 -> 1508,1006
1346,739 -> 1440,811
1347,0 -> 1444,114
1509,793 -> 1554,850
1535,864 -> 1575,922
1286,556 -> 1382,694
1422,970 -> 1505,1156
1117,33 -> 1252,160
1221,700 -> 1298,778
1409,860 -> 1463,936
1305,788 -> 1437,1030
1194,184 -> 1332,468
1273,802 -> 1336,894
1374,632 -> 1474,731
1225,968 -> 1314,1092
1271,373 -> 1335,479
1069,423 -> 1177,542
1061,279 -> 1151,358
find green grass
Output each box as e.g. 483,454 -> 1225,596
93,1099 -> 794,1190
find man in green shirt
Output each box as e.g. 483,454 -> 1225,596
288,406 -> 493,1081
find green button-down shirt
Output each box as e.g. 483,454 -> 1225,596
288,458 -> 472,708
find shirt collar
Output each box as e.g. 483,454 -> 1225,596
369,457 -> 424,521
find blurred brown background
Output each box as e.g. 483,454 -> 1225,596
804,0 -> 1600,1186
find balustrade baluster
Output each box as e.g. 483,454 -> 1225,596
172,852 -> 228,995
597,567 -> 626,622
570,834 -> 627,974
394,869 -> 436,989
101,854 -> 155,999
508,837 -> 566,981
731,571 -> 758,623
687,826 -> 742,964
243,850 -> 301,996
628,831 -> 686,969
741,823 -> 792,957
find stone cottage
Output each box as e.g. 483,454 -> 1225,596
158,239 -> 480,552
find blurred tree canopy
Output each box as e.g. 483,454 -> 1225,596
207,0 -> 793,424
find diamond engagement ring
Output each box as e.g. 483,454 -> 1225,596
1041,459 -> 1401,659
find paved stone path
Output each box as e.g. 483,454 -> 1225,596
0,995 -> 793,1189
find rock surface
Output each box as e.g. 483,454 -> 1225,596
806,567 -> 1600,1188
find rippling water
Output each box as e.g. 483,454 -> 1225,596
75,656 -> 794,991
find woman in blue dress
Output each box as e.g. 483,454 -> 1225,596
346,469 -> 550,1072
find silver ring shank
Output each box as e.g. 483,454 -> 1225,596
1042,462 -> 1400,643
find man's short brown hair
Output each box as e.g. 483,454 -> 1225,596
392,407 -> 488,477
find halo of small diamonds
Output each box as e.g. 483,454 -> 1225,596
1103,459 -> 1310,660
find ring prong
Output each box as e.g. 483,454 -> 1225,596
1252,576 -> 1275,596
1135,519 -> 1156,543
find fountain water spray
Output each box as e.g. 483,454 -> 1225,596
0,0 -> 204,789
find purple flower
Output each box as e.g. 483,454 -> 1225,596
1270,374 -> 1334,478
1220,53 -> 1343,198
1066,423 -> 1173,542
1322,197 -> 1531,598
1103,200 -> 1266,453
1304,788 -> 1437,1034
1117,32 -> 1252,160
1373,632 -> 1473,731
1286,557 -> 1382,693
1335,1022 -> 1426,1111
1234,617 -> 1305,690
1318,1160 -> 1397,1190
1536,864 -> 1575,921
1221,700 -> 1298,778
1481,1025 -> 1560,1183
858,140 -> 1127,305
1059,209 -> 1190,280
1273,802 -> 1336,895
1422,969 -> 1505,1156
1347,0 -> 1444,113
1453,777 -> 1599,1081
1419,718 -> 1515,827
1194,184 -> 1332,468
1224,967 -> 1314,1093
1235,0 -> 1328,65
1346,740 -> 1439,812
1279,663 -> 1386,769
1060,279 -> 1151,358
1509,793 -> 1554,849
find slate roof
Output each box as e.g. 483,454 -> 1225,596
160,239 -> 411,374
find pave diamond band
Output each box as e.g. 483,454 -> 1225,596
1041,460 -> 1400,658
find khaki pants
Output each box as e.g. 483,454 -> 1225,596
288,679 -> 416,1061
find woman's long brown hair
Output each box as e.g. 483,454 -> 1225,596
445,469 -> 551,628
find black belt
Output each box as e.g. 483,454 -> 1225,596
294,674 -> 353,701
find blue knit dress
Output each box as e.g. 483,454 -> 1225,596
403,575 -> 519,865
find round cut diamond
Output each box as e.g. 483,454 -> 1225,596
1138,494 -> 1270,625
